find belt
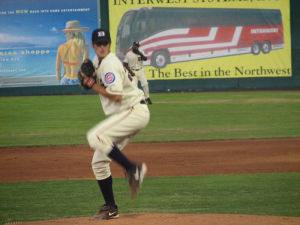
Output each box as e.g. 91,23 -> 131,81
140,100 -> 146,104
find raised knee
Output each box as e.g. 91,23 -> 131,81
87,132 -> 113,155
87,131 -> 98,149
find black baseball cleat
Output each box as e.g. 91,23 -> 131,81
92,204 -> 119,220
125,163 -> 147,198
146,98 -> 152,104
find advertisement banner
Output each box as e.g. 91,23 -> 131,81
109,0 -> 291,81
0,0 -> 99,87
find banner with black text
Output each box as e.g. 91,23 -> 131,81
109,0 -> 291,80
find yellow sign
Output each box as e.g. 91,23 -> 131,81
109,0 -> 291,80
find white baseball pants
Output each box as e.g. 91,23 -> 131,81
87,103 -> 150,180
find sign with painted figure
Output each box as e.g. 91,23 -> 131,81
0,0 -> 99,87
109,0 -> 291,80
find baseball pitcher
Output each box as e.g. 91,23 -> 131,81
78,29 -> 150,220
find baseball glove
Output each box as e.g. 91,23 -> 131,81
78,59 -> 96,89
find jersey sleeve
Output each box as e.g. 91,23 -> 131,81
100,61 -> 123,95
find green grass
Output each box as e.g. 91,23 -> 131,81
0,91 -> 300,223
1,91 -> 300,223
1,91 -> 300,147
0,173 -> 299,224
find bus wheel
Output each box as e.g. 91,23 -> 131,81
261,41 -> 271,54
251,41 -> 261,55
151,50 -> 169,68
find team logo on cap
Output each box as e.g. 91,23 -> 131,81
98,31 -> 105,37
104,72 -> 115,84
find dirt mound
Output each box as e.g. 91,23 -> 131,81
14,214 -> 300,225
1,138 -> 300,182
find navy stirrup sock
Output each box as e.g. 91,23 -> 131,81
108,145 -> 136,171
97,176 -> 116,207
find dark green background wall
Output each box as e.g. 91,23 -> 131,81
1,0 -> 299,96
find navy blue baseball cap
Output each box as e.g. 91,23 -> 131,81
92,28 -> 111,45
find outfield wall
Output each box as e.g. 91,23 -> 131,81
0,0 -> 299,96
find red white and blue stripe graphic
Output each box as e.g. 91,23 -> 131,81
137,25 -> 283,65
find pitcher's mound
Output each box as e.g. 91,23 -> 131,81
15,214 -> 300,225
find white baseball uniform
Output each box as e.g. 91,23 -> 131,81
87,52 -> 150,180
123,49 -> 150,98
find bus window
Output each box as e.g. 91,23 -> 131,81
117,12 -> 136,50
116,7 -> 284,68
133,10 -> 147,41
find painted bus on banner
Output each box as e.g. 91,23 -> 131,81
116,7 -> 284,68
